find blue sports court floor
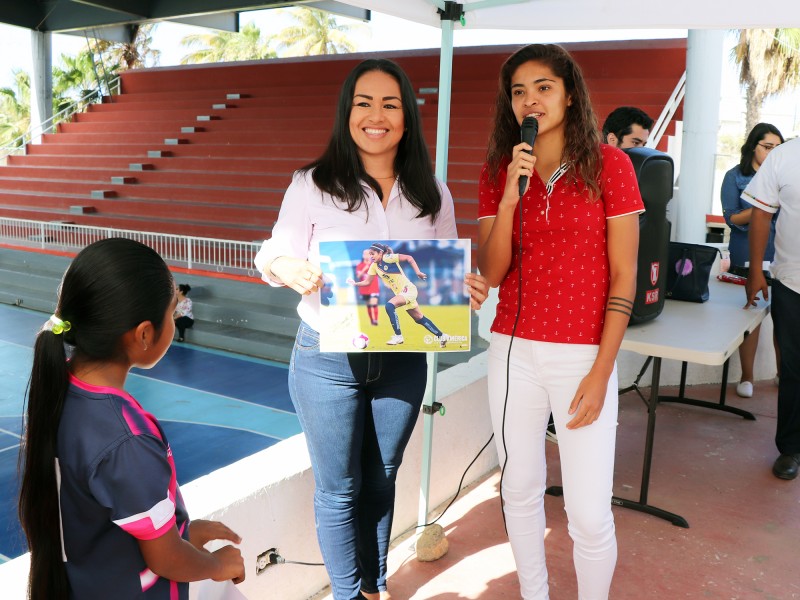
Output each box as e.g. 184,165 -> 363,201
0,303 -> 299,563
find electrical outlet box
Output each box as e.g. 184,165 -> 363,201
256,547 -> 278,575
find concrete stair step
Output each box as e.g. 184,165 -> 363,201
6,154 -> 146,169
26,142 -> 321,160
0,205 -> 269,241
70,204 -> 98,213
0,193 -> 278,225
181,323 -> 293,363
0,177 -> 281,203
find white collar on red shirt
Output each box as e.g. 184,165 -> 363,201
543,162 -> 571,222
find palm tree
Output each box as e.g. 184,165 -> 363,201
83,23 -> 160,97
90,23 -> 161,71
180,22 -> 275,64
52,51 -> 111,112
273,7 -> 365,57
0,69 -> 31,148
731,28 -> 800,133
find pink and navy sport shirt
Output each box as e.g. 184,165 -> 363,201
56,375 -> 190,599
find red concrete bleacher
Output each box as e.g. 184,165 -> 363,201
0,39 -> 686,245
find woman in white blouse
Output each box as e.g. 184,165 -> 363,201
173,283 -> 194,342
254,59 -> 487,600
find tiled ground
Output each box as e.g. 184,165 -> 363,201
316,379 -> 798,600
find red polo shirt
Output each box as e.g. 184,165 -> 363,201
478,144 -> 644,345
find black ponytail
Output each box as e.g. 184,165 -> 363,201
19,330 -> 70,599
18,238 -> 174,599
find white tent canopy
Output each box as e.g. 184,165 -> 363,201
342,0 -> 800,30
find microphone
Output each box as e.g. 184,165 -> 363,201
518,116 -> 539,197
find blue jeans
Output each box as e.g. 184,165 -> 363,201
771,280 -> 800,454
289,322 -> 426,599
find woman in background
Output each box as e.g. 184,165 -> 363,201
721,122 -> 783,397
173,283 -> 194,342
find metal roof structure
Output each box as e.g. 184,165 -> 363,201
0,1 -> 370,42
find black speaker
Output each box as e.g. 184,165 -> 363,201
624,147 -> 673,325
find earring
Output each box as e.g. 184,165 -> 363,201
143,342 -> 148,352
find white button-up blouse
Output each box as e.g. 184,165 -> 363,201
254,170 -> 458,332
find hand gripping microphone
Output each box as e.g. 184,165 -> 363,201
518,116 -> 539,197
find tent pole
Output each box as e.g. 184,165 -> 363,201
418,13 -> 456,532
433,22 -> 454,182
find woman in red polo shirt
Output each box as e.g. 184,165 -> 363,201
477,44 -> 644,599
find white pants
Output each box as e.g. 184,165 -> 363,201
487,333 -> 618,600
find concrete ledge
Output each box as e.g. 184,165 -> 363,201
0,353 -> 495,600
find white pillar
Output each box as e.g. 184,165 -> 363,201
675,29 -> 725,244
30,30 -> 53,145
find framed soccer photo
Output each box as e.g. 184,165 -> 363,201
318,239 -> 472,353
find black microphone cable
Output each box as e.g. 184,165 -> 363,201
496,180 -> 526,534
271,121 -> 539,563
407,126 -> 535,533
498,115 -> 537,533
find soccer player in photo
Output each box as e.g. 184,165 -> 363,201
347,242 -> 448,347
355,248 -> 381,326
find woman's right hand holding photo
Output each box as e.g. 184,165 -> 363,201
269,256 -> 323,296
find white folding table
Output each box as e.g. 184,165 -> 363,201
548,279 -> 770,528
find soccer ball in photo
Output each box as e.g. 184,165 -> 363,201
352,333 -> 370,350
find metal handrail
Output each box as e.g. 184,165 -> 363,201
0,217 -> 261,276
647,71 -> 686,150
0,77 -> 121,160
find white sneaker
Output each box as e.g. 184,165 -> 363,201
386,334 -> 404,345
736,381 -> 754,398
439,334 -> 448,348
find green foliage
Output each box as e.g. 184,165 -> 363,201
179,8 -> 365,63
731,28 -> 800,134
1,24 -> 159,149
90,23 -> 161,71
180,22 -> 275,64
0,69 -> 31,148
273,7 -> 365,57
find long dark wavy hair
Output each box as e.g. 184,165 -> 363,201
486,44 -> 603,200
18,238 -> 175,599
739,122 -> 784,177
302,58 -> 442,219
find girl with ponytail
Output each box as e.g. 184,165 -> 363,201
18,238 -> 245,599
